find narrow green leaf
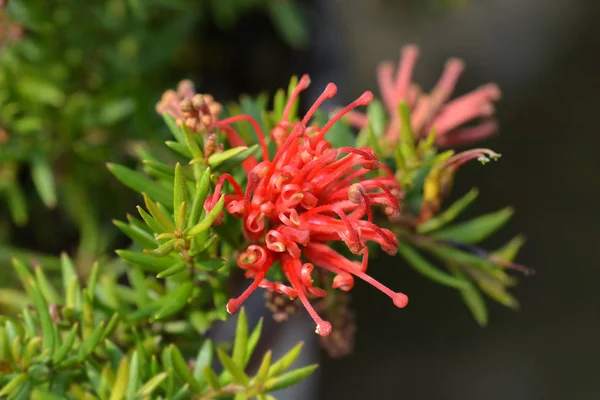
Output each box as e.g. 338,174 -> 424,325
273,88 -> 286,121
143,193 -> 175,232
454,269 -> 488,326
103,313 -> 120,339
60,253 -> 79,299
189,234 -> 218,256
193,340 -> 213,383
156,263 -> 186,279
245,317 -> 263,365
170,345 -> 203,392
0,327 -> 13,364
109,356 -> 130,400
113,219 -> 157,249
166,140 -> 192,158
477,278 -> 520,309
194,258 -> 225,272
78,321 -> 105,360
12,258 -> 34,293
172,384 -> 190,400
21,337 -> 41,367
432,207 -> 514,244
366,99 -> 386,138
153,282 -> 193,320
87,262 -> 100,301
136,372 -> 168,397
30,284 -> 55,356
34,266 -> 60,305
65,277 -> 79,310
0,373 -> 27,396
203,366 -> 220,391
215,144 -> 260,172
150,355 -> 159,378
143,159 -> 175,177
116,250 -> 177,272
136,206 -> 165,234
126,351 -> 140,400
6,182 -> 28,226
417,188 -> 479,233
255,350 -> 272,385
398,101 -> 416,162
53,323 -> 78,365
188,168 -> 211,228
208,146 -> 248,168
186,195 -> 224,236
217,349 -> 249,386
107,163 -> 172,207
162,113 -> 186,143
492,234 -> 526,262
128,266 -> 149,307
22,309 -> 37,339
426,244 -> 498,272
398,243 -> 468,289
366,124 -> 384,159
30,154 -> 57,208
268,342 -> 303,378
265,364 -> 318,392
233,308 -> 248,367
174,163 -> 187,226
182,124 -> 203,158
285,76 -> 300,121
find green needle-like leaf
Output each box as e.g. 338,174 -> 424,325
170,345 -> 203,392
417,188 -> 479,233
186,195 -> 224,236
136,372 -> 168,397
268,341 -> 303,378
432,207 -> 514,244
107,163 -> 173,207
265,364 -> 318,392
398,243 -> 468,289
153,281 -> 193,320
217,348 -> 249,386
232,308 -> 248,367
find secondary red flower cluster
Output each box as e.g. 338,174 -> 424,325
346,44 -> 502,148
205,75 -> 408,336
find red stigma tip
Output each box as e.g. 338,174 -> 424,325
393,293 -> 409,308
324,83 -> 338,97
316,321 -> 333,336
357,91 -> 374,106
226,299 -> 239,314
299,74 -> 311,89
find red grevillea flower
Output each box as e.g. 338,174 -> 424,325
205,75 -> 408,336
346,44 -> 502,148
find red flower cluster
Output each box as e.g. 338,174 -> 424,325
346,45 -> 502,148
205,75 -> 408,336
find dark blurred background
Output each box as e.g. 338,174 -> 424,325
208,0 -> 600,399
316,1 -> 600,399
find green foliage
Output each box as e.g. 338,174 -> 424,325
381,99 -> 526,325
0,0 -> 307,268
0,257 -> 314,399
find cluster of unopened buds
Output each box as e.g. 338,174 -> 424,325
346,44 -> 502,148
155,80 -> 222,133
200,75 -> 408,336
